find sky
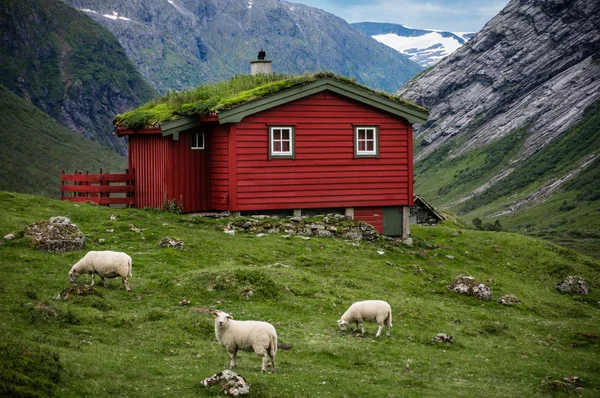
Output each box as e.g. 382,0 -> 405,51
293,0 -> 511,32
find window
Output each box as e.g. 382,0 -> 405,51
190,132 -> 205,150
355,126 -> 378,157
269,126 -> 294,159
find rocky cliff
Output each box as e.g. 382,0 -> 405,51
397,0 -> 600,162
59,0 -> 421,93
0,0 -> 157,155
395,0 -> 600,256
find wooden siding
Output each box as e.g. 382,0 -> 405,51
232,91 -> 412,211
354,207 -> 384,233
170,131 -> 210,212
210,124 -> 230,210
129,135 -> 170,209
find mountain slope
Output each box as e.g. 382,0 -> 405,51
0,84 -> 127,198
352,22 -> 474,67
0,0 -> 157,155
59,0 -> 422,93
395,0 -> 600,257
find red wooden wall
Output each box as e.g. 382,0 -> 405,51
228,91 -> 413,211
128,131 -> 210,212
210,124 -> 230,210
129,134 -> 170,209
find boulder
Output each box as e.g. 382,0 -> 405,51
24,216 -> 85,253
158,236 -> 185,250
448,275 -> 493,300
555,276 -> 589,295
497,294 -> 521,305
202,369 -> 250,396
432,333 -> 454,344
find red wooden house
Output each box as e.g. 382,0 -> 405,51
115,73 -> 428,237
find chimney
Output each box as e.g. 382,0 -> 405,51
250,49 -> 272,75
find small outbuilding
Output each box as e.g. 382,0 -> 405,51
114,67 -> 428,238
410,195 -> 445,226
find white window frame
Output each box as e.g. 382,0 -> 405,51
190,132 -> 205,150
269,126 -> 294,159
355,126 -> 378,157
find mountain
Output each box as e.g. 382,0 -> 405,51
0,84 -> 127,198
395,0 -> 600,257
58,0 -> 422,93
352,22 -> 474,67
0,0 -> 157,155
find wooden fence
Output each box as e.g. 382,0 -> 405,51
60,169 -> 135,206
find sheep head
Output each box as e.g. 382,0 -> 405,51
212,311 -> 233,327
337,319 -> 348,331
68,268 -> 81,283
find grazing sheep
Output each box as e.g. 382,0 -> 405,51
337,300 -> 392,337
212,310 -> 277,372
68,251 -> 132,292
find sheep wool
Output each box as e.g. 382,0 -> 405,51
68,250 -> 132,292
212,311 -> 277,372
337,300 -> 392,337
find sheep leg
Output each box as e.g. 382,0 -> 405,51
228,349 -> 238,369
120,277 -> 131,292
375,324 -> 383,338
359,322 -> 365,335
90,273 -> 95,286
261,354 -> 269,372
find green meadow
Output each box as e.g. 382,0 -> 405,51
1,191 -> 599,397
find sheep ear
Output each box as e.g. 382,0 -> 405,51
210,311 -> 219,317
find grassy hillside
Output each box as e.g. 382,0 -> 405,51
1,191 -> 599,397
414,100 -> 600,259
0,0 -> 157,154
0,85 -> 127,198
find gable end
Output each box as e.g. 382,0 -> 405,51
217,78 -> 428,124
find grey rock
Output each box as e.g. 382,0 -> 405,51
24,217 -> 85,253
158,236 -> 185,250
497,294 -> 521,305
432,333 -> 454,343
202,369 -> 250,396
555,276 -> 590,295
448,275 -> 493,300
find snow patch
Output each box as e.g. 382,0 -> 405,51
101,11 -> 131,21
78,8 -> 130,22
373,32 -> 462,62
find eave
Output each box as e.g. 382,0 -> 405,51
160,115 -> 219,140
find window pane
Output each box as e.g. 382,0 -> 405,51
281,130 -> 290,140
273,141 -> 281,152
358,129 -> 366,140
273,129 -> 281,140
366,141 -> 374,151
281,142 -> 290,152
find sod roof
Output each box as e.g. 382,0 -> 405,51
114,72 -> 428,130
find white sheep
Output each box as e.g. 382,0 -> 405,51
68,251 -> 132,292
337,300 -> 392,337
212,310 -> 277,372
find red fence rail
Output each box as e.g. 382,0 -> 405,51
60,169 -> 135,206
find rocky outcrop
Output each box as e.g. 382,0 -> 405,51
59,0 -> 421,93
396,0 -> 600,162
448,275 -> 493,300
555,276 -> 590,295
24,216 -> 85,252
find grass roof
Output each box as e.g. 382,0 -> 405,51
114,72 -> 428,130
